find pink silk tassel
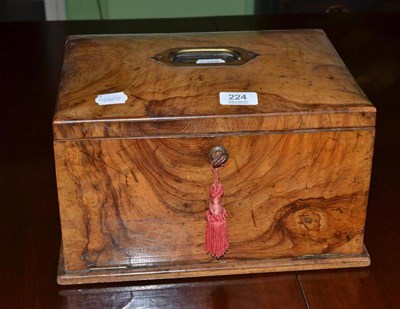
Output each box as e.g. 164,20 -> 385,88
205,168 -> 229,258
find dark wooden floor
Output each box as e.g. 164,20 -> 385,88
1,13 -> 399,308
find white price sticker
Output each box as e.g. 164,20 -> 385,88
219,92 -> 258,106
95,92 -> 128,105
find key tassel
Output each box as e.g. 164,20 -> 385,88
205,167 -> 229,258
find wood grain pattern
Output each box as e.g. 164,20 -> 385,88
53,29 -> 376,284
53,30 -> 375,140
54,128 -> 374,281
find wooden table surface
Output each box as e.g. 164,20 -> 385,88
1,12 -> 399,308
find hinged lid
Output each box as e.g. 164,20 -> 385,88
53,30 -> 375,140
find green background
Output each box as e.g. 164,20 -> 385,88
66,0 -> 256,20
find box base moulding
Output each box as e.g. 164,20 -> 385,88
57,245 -> 370,285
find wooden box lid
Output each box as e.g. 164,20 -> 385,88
53,30 -> 375,140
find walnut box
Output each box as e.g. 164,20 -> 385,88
53,30 -> 376,284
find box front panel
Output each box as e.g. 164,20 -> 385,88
55,129 -> 374,271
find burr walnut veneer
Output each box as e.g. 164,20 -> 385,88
53,30 -> 376,284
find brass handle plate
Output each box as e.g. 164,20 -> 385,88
152,46 -> 259,67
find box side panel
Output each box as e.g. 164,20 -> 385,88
55,129 -> 374,272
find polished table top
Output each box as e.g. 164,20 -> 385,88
1,12 -> 399,308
